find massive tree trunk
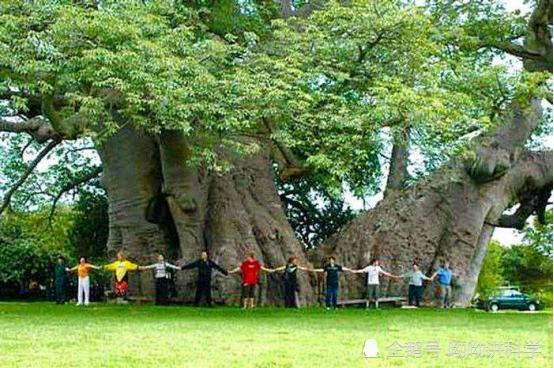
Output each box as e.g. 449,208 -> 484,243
98,129 -> 314,305
310,99 -> 552,306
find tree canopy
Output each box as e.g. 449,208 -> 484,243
0,0 -> 551,225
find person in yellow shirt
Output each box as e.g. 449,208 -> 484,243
103,251 -> 140,301
66,257 -> 101,306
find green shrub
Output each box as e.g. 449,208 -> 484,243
476,241 -> 504,297
0,237 -> 66,287
0,209 -> 74,289
65,191 -> 108,259
534,289 -> 553,307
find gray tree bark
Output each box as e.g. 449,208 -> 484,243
310,100 -> 552,306
384,127 -> 411,198
97,130 -> 315,305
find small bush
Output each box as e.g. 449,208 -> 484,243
0,237 -> 65,288
534,290 -> 553,307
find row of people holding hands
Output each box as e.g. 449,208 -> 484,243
56,250 -> 454,309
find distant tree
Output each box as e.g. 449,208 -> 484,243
278,178 -> 357,249
0,217 -> 70,289
0,208 -> 74,251
501,244 -> 553,290
65,188 -> 109,260
477,240 -> 505,297
522,209 -> 553,259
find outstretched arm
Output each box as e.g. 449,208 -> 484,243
102,261 -> 118,272
393,273 -> 407,280
211,261 -> 228,276
228,267 -> 241,274
380,270 -> 398,278
274,266 -> 286,272
181,260 -> 200,271
66,265 -> 78,272
89,264 -> 101,270
261,266 -> 274,273
166,263 -> 180,271
422,273 -> 433,281
139,264 -> 156,271
126,261 -> 140,271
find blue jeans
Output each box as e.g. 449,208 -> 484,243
439,284 -> 452,308
408,285 -> 422,306
326,284 -> 339,308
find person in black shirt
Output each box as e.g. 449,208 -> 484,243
314,257 -> 352,310
182,251 -> 228,306
274,256 -> 311,308
54,256 -> 68,304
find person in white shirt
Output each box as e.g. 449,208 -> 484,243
351,259 -> 401,309
140,254 -> 181,305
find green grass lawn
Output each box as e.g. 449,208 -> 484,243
0,302 -> 551,368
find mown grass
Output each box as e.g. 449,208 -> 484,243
0,302 -> 551,368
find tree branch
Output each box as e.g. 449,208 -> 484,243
48,166 -> 103,226
487,150 -> 553,229
530,0 -> 553,33
486,40 -> 545,60
0,139 -> 60,215
465,98 -> 543,183
262,118 -> 310,181
523,0 -> 553,72
490,184 -> 552,229
0,117 -> 58,143
384,126 -> 411,197
476,0 -> 552,71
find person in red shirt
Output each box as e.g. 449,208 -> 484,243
229,251 -> 274,309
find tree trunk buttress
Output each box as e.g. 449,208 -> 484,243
97,126 -> 170,296
98,130 -> 314,305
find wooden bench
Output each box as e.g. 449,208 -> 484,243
337,297 -> 406,308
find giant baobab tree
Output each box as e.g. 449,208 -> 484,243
0,0 -> 551,305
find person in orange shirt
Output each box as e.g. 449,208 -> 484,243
66,257 -> 101,306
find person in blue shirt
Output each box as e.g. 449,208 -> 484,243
314,257 -> 352,310
432,261 -> 454,308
